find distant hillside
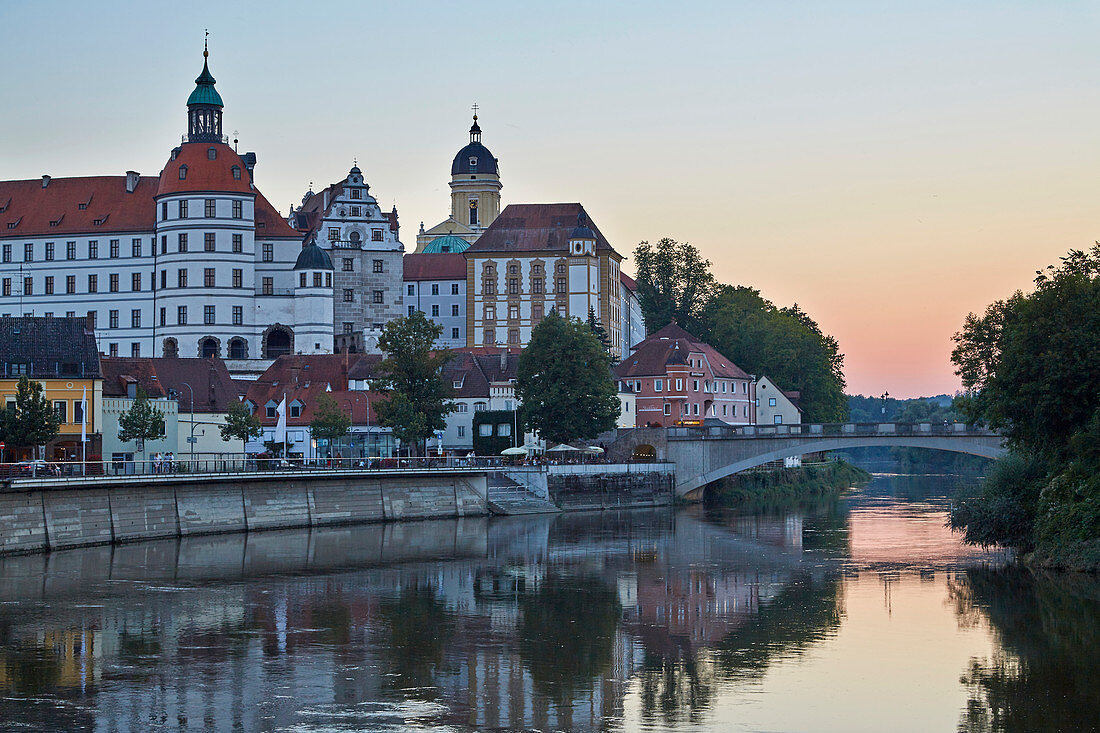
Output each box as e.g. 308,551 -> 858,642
847,393 -> 956,423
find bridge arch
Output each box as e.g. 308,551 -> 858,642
672,434 -> 1006,500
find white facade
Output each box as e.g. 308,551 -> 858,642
621,280 -> 646,357
405,277 -> 466,348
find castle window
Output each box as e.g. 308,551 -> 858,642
231,166 -> 241,180
372,290 -> 383,304
232,269 -> 242,288
351,189 -> 361,200
232,200 -> 242,219
343,289 -> 354,302
232,234 -> 242,252
329,227 -> 340,241
205,199 -> 216,217
262,243 -> 273,262
351,206 -> 361,216
372,229 -> 383,241
207,147 -> 217,160
313,272 -> 322,287
373,259 -> 383,273
179,165 -> 187,180
469,157 -> 477,167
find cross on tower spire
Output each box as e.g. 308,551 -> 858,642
204,29 -> 209,58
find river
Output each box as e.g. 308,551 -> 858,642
1,473 -> 1097,732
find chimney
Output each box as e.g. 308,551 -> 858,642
323,189 -> 330,210
41,175 -> 51,188
125,171 -> 140,193
500,346 -> 507,372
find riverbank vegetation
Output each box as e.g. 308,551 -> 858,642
950,245 -> 1100,571
633,238 -> 848,422
704,460 -> 870,507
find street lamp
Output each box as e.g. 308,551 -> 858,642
881,390 -> 890,418
180,381 -> 195,465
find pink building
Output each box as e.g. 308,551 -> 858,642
614,322 -> 756,427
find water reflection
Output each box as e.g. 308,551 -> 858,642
952,568 -> 1100,733
0,477 -> 1095,732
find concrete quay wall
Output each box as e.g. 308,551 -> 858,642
0,470 -> 488,556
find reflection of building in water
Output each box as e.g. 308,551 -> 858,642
0,508 -> 817,731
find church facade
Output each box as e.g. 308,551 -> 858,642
0,48 -> 332,361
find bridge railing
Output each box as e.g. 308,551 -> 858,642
667,422 -> 997,440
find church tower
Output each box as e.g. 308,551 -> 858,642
416,111 -> 503,252
186,40 -> 224,143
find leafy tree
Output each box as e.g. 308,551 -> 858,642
0,376 -> 61,458
374,311 -> 456,455
703,286 -> 848,422
587,306 -> 612,354
950,245 -> 1100,566
310,392 -> 351,453
953,244 -> 1100,461
117,388 -> 166,462
220,400 -> 262,455
516,311 -> 619,446
634,238 -> 714,335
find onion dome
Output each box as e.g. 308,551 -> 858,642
187,42 -> 223,108
294,238 -> 334,270
451,114 -> 499,176
423,235 -> 471,254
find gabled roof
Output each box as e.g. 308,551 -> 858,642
0,176 -> 156,237
0,317 -> 100,379
442,348 -> 521,399
403,253 -> 467,281
465,203 -> 619,257
620,272 -> 638,292
100,357 -> 168,398
147,357 -> 237,413
246,353 -> 380,426
614,322 -> 751,380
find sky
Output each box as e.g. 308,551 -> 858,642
2,1 -> 1098,398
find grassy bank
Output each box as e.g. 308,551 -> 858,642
704,460 -> 871,507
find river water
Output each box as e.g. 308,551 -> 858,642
1,474 -> 1098,733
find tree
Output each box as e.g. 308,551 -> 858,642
633,238 -> 715,335
374,311 -> 456,455
220,400 -> 261,455
703,286 -> 848,422
0,376 -> 61,459
516,311 -> 620,446
587,305 -> 612,354
310,392 -> 351,455
952,244 -> 1100,461
949,245 -> 1100,566
117,388 -> 166,462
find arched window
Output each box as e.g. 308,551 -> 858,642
228,337 -> 248,359
349,231 -> 361,244
199,337 -> 219,358
163,338 -> 179,358
231,165 -> 241,180
263,326 -> 293,359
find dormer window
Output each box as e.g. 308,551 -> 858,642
231,166 -> 241,180
179,165 -> 188,180
469,156 -> 478,167
207,147 -> 217,160
6,222 -> 15,229
78,203 -> 87,210
93,217 -> 105,226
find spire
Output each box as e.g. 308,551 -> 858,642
470,103 -> 481,143
187,32 -> 223,108
186,33 -> 224,142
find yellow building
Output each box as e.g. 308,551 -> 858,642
0,317 -> 102,462
415,113 -> 503,253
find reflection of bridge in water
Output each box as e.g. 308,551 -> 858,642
610,423 -> 1006,498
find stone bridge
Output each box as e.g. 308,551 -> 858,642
606,423 -> 1006,500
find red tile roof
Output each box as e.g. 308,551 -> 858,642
0,176 -> 156,237
148,357 -> 237,413
100,357 -> 169,398
254,191 -> 300,238
620,272 -> 638,292
246,353 -> 381,425
403,253 -> 467,281
442,349 -> 521,398
614,322 -> 752,380
465,203 -> 619,257
156,142 -> 255,197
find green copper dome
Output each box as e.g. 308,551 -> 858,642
423,235 -> 470,254
187,58 -> 223,107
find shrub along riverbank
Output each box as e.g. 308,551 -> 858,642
704,460 -> 870,506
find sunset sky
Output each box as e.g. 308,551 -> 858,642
3,1 -> 1097,397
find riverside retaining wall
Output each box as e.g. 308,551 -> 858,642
0,469 -> 489,556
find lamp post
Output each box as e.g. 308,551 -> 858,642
180,381 -> 195,466
881,390 -> 890,419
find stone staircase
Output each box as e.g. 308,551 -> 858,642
486,472 -> 560,515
